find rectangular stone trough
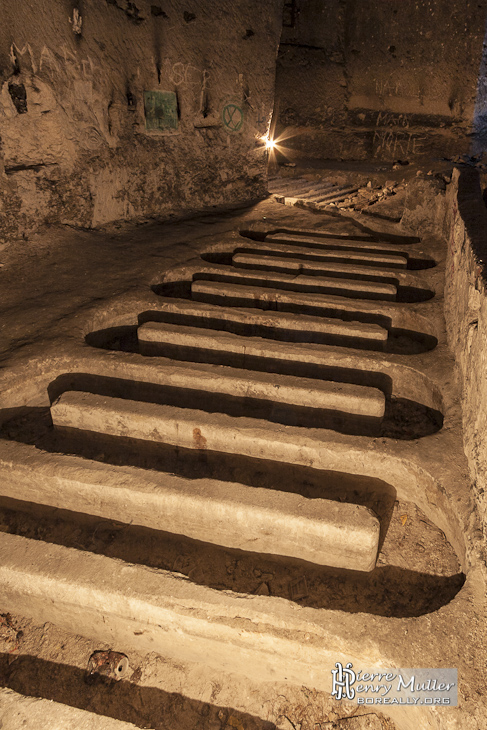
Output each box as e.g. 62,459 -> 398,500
237,242 -> 407,268
144,298 -> 388,343
192,279 -> 396,311
114,352 -> 385,417
47,396 -> 380,571
233,252 -> 403,279
0,529 -> 378,692
285,186 -> 359,205
137,320 -> 386,366
195,266 -> 397,301
0,436 -> 379,571
266,232 -> 406,254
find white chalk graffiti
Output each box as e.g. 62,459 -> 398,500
11,42 -> 210,101
69,9 -> 83,35
199,68 -> 210,113
10,42 -> 97,80
160,59 -> 208,88
375,111 -> 410,128
373,128 -> 422,157
39,46 -> 61,75
9,43 -> 37,72
375,78 -> 402,97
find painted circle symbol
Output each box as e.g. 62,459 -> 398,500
222,103 -> 244,132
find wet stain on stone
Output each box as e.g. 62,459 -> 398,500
193,427 -> 207,449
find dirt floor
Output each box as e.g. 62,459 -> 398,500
0,611 -> 399,730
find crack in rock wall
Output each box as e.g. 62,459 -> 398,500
0,0 -> 283,242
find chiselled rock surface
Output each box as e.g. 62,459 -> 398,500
0,0 -> 282,241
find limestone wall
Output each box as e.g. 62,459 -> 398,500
275,0 -> 487,161
444,167 -> 487,555
0,0 -> 283,240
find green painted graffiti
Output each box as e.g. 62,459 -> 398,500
222,102 -> 244,132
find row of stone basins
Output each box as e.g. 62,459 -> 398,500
0,213 -> 475,728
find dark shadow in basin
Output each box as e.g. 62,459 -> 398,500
154,272 -> 434,304
83,327 -> 443,439
240,226 -> 422,245
0,653 -> 275,730
0,488 -> 464,619
138,306 -> 437,355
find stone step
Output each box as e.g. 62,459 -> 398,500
270,227 -> 375,241
236,242 -> 408,268
267,178 -> 320,192
0,529 -> 378,691
50,391 -> 386,491
272,186 -> 323,200
2,440 -> 379,571
192,280 -> 396,316
46,354 -> 386,419
193,264 -> 399,296
272,226 -> 420,245
137,321 -> 388,366
290,186 -> 338,200
139,299 -> 387,344
266,232 -> 407,255
232,253 -> 400,282
306,186 -> 359,203
268,180 -> 335,194
103,350 -> 384,416
271,183 -> 358,206
275,185 -> 359,204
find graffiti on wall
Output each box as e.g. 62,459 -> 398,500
375,78 -> 402,97
158,59 -> 209,90
10,43 -> 208,99
221,102 -> 244,132
375,111 -> 410,129
10,42 -> 98,80
372,128 -> 423,158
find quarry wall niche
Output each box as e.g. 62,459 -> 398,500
275,0 -> 487,161
0,0 -> 283,241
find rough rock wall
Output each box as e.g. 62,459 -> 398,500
275,0 -> 487,161
444,168 -> 487,558
0,0 -> 283,241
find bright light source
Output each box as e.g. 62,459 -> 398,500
260,134 -> 276,151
